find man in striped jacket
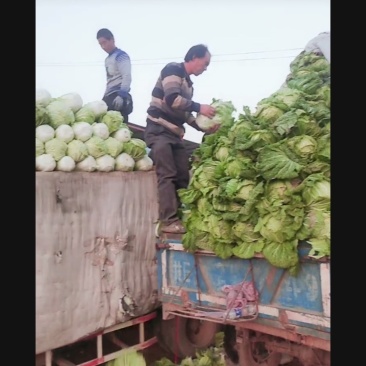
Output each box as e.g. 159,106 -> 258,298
145,44 -> 218,234
97,28 -> 133,123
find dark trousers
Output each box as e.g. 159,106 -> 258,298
102,92 -> 133,124
145,126 -> 189,225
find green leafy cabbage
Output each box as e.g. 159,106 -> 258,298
44,138 -> 68,161
85,136 -> 107,158
100,110 -> 123,133
46,100 -> 75,128
123,138 -> 147,161
195,99 -> 236,130
104,137 -> 124,158
67,140 -> 89,162
74,106 -> 96,124
36,103 -> 49,126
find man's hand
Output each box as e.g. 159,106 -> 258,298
113,95 -> 125,110
199,104 -> 216,118
206,124 -> 220,134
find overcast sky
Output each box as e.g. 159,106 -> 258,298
36,0 -> 330,142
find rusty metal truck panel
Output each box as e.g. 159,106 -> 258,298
36,171 -> 160,354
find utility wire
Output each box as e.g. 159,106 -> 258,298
36,54 -> 299,67
36,47 -> 303,66
132,48 -> 303,61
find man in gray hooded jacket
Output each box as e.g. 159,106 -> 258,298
97,28 -> 133,123
305,31 -> 330,62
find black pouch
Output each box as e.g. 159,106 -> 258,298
122,93 -> 133,115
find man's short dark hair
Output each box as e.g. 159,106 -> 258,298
184,44 -> 210,62
96,28 -> 114,40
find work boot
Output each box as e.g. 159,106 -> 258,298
161,220 -> 186,234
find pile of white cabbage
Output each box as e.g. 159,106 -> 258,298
35,90 -> 153,173
179,51 -> 331,275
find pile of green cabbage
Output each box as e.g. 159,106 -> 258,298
35,91 -> 154,173
106,349 -> 146,366
178,51 -> 330,274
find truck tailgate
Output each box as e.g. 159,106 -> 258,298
157,239 -> 330,341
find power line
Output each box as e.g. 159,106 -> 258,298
36,54 -> 299,68
36,47 -> 303,66
128,47 -> 304,62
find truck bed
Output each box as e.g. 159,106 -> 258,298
156,235 -> 330,345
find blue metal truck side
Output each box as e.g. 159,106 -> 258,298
156,235 -> 330,366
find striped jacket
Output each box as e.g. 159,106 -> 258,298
146,62 -> 202,137
104,48 -> 132,98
